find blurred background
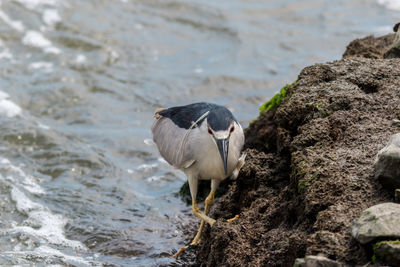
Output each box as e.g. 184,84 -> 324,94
0,0 -> 397,266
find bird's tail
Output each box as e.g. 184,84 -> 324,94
154,107 -> 167,119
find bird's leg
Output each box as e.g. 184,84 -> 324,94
187,176 -> 216,226
172,176 -> 215,259
191,197 -> 216,226
190,179 -> 220,245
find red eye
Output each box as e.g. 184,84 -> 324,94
230,126 -> 235,133
208,128 -> 213,135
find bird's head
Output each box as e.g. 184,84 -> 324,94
205,108 -> 238,176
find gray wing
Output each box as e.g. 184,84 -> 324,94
151,116 -> 195,169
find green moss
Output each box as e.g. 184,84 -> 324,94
372,240 -> 400,263
306,101 -> 331,118
259,81 -> 296,114
179,181 -> 190,196
297,170 -> 320,194
372,253 -> 377,264
293,161 -> 306,181
292,161 -> 319,194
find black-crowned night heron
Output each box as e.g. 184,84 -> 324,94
151,102 -> 246,258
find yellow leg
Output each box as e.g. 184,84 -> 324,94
192,201 -> 216,226
172,179 -> 219,259
190,191 -> 215,245
172,245 -> 188,259
227,214 -> 239,223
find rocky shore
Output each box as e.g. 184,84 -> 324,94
178,31 -> 400,266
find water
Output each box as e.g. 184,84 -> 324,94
0,0 -> 397,265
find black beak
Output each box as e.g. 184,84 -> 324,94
216,138 -> 229,176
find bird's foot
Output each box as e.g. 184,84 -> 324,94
209,218 -> 216,226
227,214 -> 239,223
172,245 -> 188,259
192,205 -> 216,226
190,238 -> 201,246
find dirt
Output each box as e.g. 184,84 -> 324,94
177,34 -> 400,266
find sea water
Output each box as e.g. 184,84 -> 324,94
0,0 -> 397,265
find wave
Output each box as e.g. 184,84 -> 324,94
377,0 -> 400,11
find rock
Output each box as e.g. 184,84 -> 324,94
294,257 -> 306,267
374,240 -> 400,266
383,23 -> 400,59
374,133 -> 400,192
293,256 -> 345,267
351,203 -> 400,244
190,41 -> 400,266
343,34 -> 395,59
395,189 -> 400,203
304,255 -> 345,267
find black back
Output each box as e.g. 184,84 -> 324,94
158,102 -> 237,130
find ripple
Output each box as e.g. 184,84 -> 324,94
14,0 -> 59,10
0,9 -> 25,32
377,0 -> 400,11
22,30 -> 61,54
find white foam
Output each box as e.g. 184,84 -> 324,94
137,163 -> 158,172
42,9 -> 61,26
146,175 -> 162,182
0,93 -> 22,118
11,187 -> 43,213
377,0 -> 400,11
0,158 -> 44,195
73,54 -> 88,68
0,47 -> 13,60
0,90 -> 9,100
0,157 -> 85,251
29,61 -> 54,72
22,31 -> 61,54
157,157 -> 168,164
0,10 -> 25,32
143,138 -> 155,146
38,122 -> 51,130
194,67 -> 204,74
105,47 -> 119,63
13,0 -> 58,9
10,187 -> 85,250
34,246 -> 94,266
3,245 -> 96,266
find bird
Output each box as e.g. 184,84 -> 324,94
151,102 -> 246,258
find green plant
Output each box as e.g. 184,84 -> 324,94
372,240 -> 400,263
259,81 -> 296,113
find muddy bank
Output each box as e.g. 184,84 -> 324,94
179,33 -> 400,266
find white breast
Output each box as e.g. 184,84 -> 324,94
185,121 -> 244,181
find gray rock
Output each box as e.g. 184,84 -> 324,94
303,255 -> 344,267
375,241 -> 400,266
293,257 -> 305,267
293,256 -> 345,267
374,133 -> 400,192
351,202 -> 400,244
396,189 -> 400,203
384,23 -> 400,59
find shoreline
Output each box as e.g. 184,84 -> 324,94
178,32 -> 400,266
